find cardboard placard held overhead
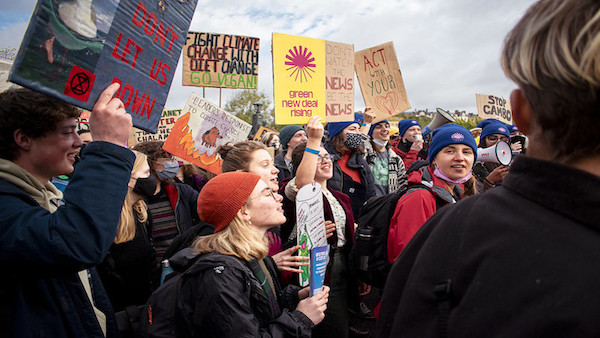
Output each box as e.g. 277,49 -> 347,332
476,94 -> 513,124
163,94 -> 251,175
182,32 -> 259,89
325,41 -> 354,122
128,109 -> 183,147
272,33 -> 354,125
354,42 -> 410,123
10,0 -> 198,133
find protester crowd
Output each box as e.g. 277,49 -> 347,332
1,0 -> 600,337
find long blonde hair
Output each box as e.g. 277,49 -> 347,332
114,150 -> 149,244
193,215 -> 268,261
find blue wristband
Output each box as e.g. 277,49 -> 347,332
304,147 -> 320,155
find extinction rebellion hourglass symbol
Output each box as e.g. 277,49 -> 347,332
285,46 -> 316,83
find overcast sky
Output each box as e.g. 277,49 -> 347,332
0,0 -> 537,115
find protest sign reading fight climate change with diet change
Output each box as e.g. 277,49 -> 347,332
182,31 -> 259,89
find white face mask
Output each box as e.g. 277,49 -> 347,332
372,138 -> 388,148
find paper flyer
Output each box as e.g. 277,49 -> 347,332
295,182 -> 326,287
310,245 -> 329,296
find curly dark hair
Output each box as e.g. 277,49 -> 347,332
0,88 -> 80,160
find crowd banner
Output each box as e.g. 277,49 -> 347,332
252,126 -> 278,141
128,109 -> 182,147
354,42 -> 410,123
9,0 -> 197,133
273,33 -> 354,125
295,182 -> 327,287
163,93 -> 251,175
182,32 -> 259,89
476,94 -> 513,124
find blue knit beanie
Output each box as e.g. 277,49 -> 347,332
507,124 -> 519,133
326,113 -> 363,140
279,125 -> 305,150
397,119 -> 420,138
368,119 -> 389,137
428,124 -> 478,163
480,122 -> 510,142
476,118 -> 504,129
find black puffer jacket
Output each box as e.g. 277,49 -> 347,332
174,251 -> 314,337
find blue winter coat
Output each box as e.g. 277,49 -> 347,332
0,142 -> 135,338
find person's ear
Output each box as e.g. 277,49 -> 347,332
237,206 -> 252,223
510,89 -> 532,135
13,129 -> 32,151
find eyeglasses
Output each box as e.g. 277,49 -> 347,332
249,189 -> 277,201
487,135 -> 510,143
317,154 -> 334,163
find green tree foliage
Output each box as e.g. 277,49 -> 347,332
224,89 -> 275,127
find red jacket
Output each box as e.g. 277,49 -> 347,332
387,166 -> 464,263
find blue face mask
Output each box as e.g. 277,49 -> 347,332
156,160 -> 179,181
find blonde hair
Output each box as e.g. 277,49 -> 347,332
501,0 -> 600,162
193,215 -> 269,261
114,150 -> 149,244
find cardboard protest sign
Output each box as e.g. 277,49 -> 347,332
476,94 -> 513,124
163,93 -> 251,175
325,41 -> 354,122
182,32 -> 259,89
295,182 -> 327,287
273,33 -> 354,125
252,126 -> 278,141
354,42 -> 410,123
128,109 -> 182,147
9,0 -> 197,133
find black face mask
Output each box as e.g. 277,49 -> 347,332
133,175 -> 157,200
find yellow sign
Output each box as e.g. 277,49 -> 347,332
273,33 -> 327,125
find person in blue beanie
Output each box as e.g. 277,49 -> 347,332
472,122 -> 511,192
391,119 -> 427,169
387,124 -> 477,263
365,115 -> 407,196
324,113 -> 375,217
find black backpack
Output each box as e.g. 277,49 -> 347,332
138,248 -> 200,338
351,184 -> 434,288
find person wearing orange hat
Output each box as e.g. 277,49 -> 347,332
174,172 -> 329,337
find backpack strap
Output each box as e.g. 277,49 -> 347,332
431,203 -> 469,338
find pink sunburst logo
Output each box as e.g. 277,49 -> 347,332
285,45 -> 316,83
451,133 -> 465,141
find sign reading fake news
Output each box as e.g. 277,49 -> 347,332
182,31 -> 259,89
10,0 -> 197,133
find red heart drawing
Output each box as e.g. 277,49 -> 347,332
375,92 -> 399,115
